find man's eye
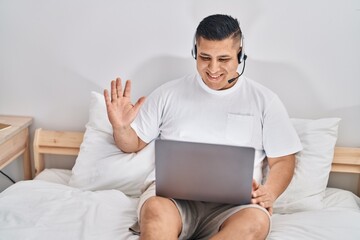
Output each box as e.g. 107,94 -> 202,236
219,58 -> 230,62
200,56 -> 211,61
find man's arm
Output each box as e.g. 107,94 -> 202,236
104,77 -> 146,153
112,125 -> 147,153
251,154 -> 296,215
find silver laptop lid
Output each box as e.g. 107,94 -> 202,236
155,139 -> 255,205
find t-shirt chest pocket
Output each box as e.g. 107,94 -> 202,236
226,114 -> 254,145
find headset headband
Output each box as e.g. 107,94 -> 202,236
191,33 -> 246,64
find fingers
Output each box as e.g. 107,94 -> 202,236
257,200 -> 271,208
251,184 -> 275,213
252,189 -> 269,203
252,196 -> 272,211
104,77 -> 145,112
107,78 -> 129,100
133,96 -> 146,112
252,179 -> 259,191
104,89 -> 117,116
104,89 -> 111,106
123,80 -> 131,98
109,78 -> 131,100
268,207 -> 273,216
116,78 -> 122,98
252,187 -> 270,202
111,79 -> 118,101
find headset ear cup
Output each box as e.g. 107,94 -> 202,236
192,45 -> 197,59
238,50 -> 246,64
191,33 -> 197,59
237,51 -> 242,64
238,34 -> 246,64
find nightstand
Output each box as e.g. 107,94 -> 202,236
0,115 -> 33,180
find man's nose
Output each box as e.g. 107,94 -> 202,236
208,60 -> 220,72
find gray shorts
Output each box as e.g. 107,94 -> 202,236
130,182 -> 271,240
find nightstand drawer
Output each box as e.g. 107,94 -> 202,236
0,128 -> 28,168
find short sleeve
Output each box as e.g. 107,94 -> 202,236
131,87 -> 164,143
262,95 -> 302,157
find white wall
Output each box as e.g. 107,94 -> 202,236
1,0 -> 359,192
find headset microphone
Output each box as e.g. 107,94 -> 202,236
227,75 -> 240,84
227,55 -> 247,84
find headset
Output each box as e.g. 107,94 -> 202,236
191,32 -> 247,64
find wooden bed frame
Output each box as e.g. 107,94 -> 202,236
33,128 -> 360,195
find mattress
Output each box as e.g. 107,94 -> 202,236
0,169 -> 359,240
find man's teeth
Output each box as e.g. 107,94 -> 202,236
209,74 -> 220,78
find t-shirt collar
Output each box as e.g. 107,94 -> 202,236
195,73 -> 243,95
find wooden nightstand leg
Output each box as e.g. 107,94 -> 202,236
357,174 -> 360,197
33,128 -> 45,176
23,128 -> 32,180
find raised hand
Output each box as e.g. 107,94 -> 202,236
104,77 -> 146,130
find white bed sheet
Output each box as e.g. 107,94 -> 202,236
269,188 -> 360,240
33,168 -> 73,185
0,180 -> 139,240
0,169 -> 359,240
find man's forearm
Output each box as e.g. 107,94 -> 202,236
113,126 -> 145,153
265,154 -> 295,200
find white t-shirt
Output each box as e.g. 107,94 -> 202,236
131,73 -> 302,183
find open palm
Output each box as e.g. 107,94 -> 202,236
104,78 -> 145,130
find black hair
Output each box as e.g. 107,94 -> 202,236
195,14 -> 242,43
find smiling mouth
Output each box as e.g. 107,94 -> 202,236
206,72 -> 223,82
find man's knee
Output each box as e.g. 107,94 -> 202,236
221,207 -> 270,239
140,196 -> 182,228
141,197 -> 166,220
248,210 -> 270,238
139,197 -> 182,239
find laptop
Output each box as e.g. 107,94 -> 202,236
155,139 -> 255,205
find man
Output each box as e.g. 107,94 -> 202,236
104,14 -> 302,240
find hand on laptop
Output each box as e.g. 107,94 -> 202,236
251,179 -> 275,215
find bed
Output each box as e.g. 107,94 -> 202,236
0,92 -> 360,240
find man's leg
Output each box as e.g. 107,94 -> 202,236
139,196 -> 182,240
210,207 -> 270,240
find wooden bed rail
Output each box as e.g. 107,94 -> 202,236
331,147 -> 360,174
33,128 -> 84,176
33,128 -> 360,194
331,147 -> 360,195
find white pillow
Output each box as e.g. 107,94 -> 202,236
273,118 -> 341,214
85,90 -> 113,134
68,92 -> 155,197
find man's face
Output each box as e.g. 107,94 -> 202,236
196,36 -> 240,90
